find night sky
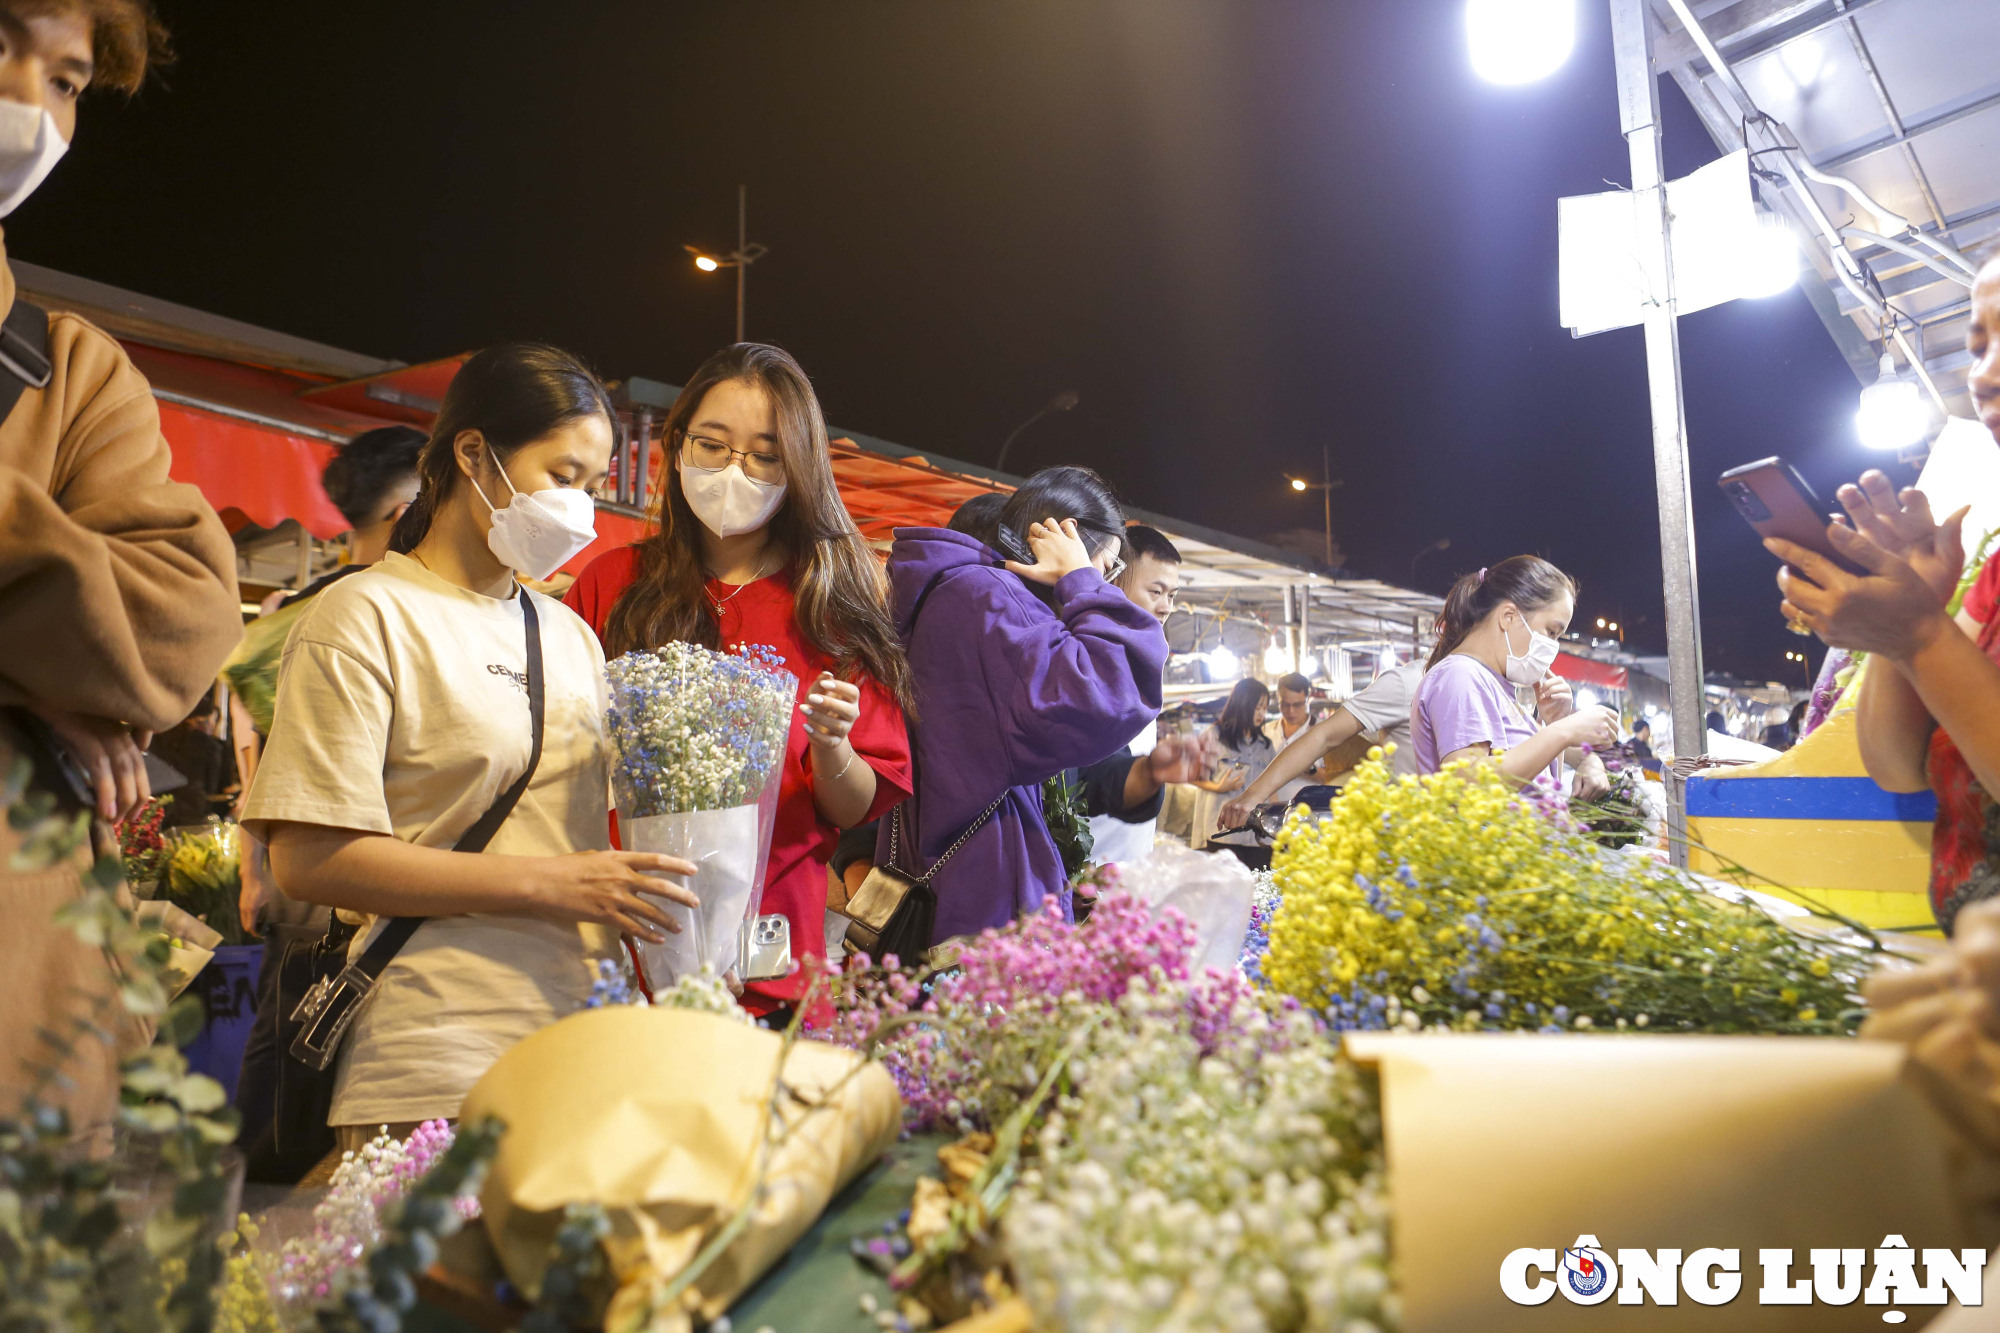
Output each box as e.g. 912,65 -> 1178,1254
9,0 -> 1904,685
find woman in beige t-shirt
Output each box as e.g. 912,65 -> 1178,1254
243,344 -> 697,1144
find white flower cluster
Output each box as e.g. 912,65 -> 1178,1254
654,963 -> 754,1023
606,642 -> 795,816
1006,982 -> 1396,1333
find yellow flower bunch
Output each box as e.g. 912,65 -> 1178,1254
1263,753 -> 1873,1034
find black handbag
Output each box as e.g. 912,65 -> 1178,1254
236,591 -> 545,1183
843,792 -> 1004,964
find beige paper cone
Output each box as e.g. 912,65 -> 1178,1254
459,1006 -> 902,1325
1345,1033 -> 1983,1332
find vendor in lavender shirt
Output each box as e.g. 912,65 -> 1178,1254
879,466 -> 1166,943
1411,554 -> 1616,800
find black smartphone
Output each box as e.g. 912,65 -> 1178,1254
1718,457 -> 1867,577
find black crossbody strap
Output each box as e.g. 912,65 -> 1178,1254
0,299 -> 50,427
350,590 -> 546,975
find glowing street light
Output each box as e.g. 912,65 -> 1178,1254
1284,444 -> 1343,568
1855,352 -> 1927,450
683,184 -> 768,343
1290,478 -> 1308,493
1466,0 -> 1576,85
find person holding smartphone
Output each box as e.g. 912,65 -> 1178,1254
1189,678 -> 1273,848
1411,555 -> 1614,800
242,344 -> 699,1152
1768,255 -> 2000,934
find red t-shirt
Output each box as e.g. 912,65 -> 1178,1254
566,545 -> 913,1005
1928,550 -> 2000,932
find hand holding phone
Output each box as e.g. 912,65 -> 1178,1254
1718,458 -> 1866,578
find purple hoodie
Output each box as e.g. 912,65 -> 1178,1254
876,528 -> 1166,941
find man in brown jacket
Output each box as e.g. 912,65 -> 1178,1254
0,0 -> 243,1135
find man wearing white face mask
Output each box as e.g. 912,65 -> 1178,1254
1411,555 -> 1614,802
0,0 -> 242,1136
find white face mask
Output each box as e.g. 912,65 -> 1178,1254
0,99 -> 67,218
469,448 -> 597,581
1501,614 -> 1562,686
679,458 -> 787,538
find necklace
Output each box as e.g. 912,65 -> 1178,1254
707,551 -> 775,611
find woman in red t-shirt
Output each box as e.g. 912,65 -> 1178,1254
566,344 -> 913,1010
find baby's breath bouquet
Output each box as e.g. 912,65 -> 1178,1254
606,642 -> 796,990
1263,753 -> 1879,1035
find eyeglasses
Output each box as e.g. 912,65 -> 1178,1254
682,432 -> 786,484
1102,553 -> 1127,584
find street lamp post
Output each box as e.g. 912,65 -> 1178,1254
685,184 -> 768,343
1287,443 -> 1343,569
1608,0 -> 1708,866
995,389 -> 1081,473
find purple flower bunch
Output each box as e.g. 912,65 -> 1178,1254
817,891 -> 1294,1133
943,891 -> 1198,1012
269,1120 -> 472,1309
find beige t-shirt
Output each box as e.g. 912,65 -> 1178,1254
242,551 -> 617,1126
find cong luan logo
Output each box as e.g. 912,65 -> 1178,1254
1501,1235 -> 1985,1322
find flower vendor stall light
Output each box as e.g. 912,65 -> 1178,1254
1856,352 -> 1927,450
1379,646 -> 1398,674
1206,643 -> 1240,681
1465,0 -> 1576,85
1737,210 -> 1799,300
1263,641 -> 1294,674
1574,686 -> 1600,712
1298,649 -> 1319,679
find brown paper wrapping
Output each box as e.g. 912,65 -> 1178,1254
459,1006 -> 901,1327
1345,1033 -> 1983,1331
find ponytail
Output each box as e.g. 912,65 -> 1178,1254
387,342 -> 613,556
1426,555 -> 1575,669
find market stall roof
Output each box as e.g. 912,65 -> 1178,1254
11,257 -> 1447,641
1650,0 -> 2000,419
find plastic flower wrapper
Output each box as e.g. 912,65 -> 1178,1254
606,642 -> 796,991
165,816 -> 247,945
1113,841 -> 1256,975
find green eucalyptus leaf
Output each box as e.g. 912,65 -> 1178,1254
119,1102 -> 180,1134
160,996 -> 204,1048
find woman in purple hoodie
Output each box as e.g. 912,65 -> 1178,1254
878,466 -> 1167,944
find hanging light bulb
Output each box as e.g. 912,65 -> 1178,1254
1855,353 -> 1927,450
1465,0 -> 1576,85
1298,650 -> 1319,679
1263,642 -> 1293,674
1379,646 -> 1398,674
1737,211 -> 1798,300
1206,643 -> 1240,681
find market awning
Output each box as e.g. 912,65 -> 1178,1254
1552,651 -> 1630,690
161,400 -> 347,540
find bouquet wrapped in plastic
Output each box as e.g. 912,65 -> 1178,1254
164,816 -> 246,945
607,643 -> 796,991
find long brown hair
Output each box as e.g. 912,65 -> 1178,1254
600,343 -> 914,709
1426,554 -> 1576,669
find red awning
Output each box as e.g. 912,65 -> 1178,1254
160,400 -> 348,540
1551,651 -> 1629,690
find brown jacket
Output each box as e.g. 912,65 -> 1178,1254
0,235 -> 240,1136
0,232 -> 242,733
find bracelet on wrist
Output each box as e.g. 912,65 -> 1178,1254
820,744 -> 859,782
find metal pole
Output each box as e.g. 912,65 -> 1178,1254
1321,443 -> 1333,567
634,407 -> 654,510
1610,0 -> 1707,868
735,184 -> 747,344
